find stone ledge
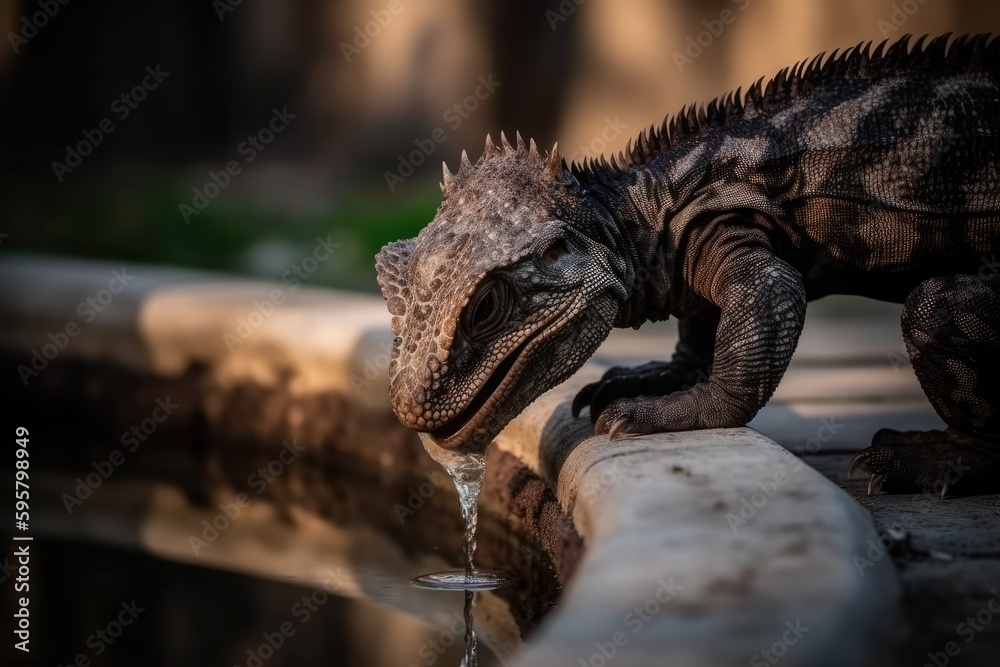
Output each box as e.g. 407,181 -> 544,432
492,374 -> 902,666
0,255 -> 902,666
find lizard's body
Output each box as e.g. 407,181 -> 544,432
612,37 -> 1000,315
377,35 -> 1000,496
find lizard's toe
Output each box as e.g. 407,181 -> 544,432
573,377 -> 645,423
850,428 -> 1000,497
866,473 -> 886,496
846,451 -> 870,479
606,417 -> 630,441
571,381 -> 600,419
577,378 -> 644,425
593,400 -> 642,439
593,396 -> 676,438
571,379 -> 611,421
573,361 -> 695,423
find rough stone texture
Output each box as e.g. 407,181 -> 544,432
602,305 -> 1000,666
0,255 -> 578,660
780,316 -> 1000,667
496,378 -> 901,667
1,256 -> 910,666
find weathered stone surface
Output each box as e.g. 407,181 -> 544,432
498,381 -> 901,667
1,256 -> 909,666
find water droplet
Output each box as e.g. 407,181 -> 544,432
414,434 -> 513,667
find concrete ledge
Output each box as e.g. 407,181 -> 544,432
501,382 -> 902,665
0,255 -> 902,666
1,255 -> 576,659
0,254 -> 388,396
494,375 -> 899,665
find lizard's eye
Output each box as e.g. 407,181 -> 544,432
473,292 -> 496,326
540,238 -> 569,266
463,279 -> 510,339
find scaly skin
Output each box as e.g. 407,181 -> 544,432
376,34 -> 1000,496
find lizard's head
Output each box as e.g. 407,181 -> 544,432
375,133 -> 629,452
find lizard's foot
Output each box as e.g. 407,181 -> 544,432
593,395 -> 681,440
572,360 -> 705,423
847,428 -> 1000,497
590,386 -> 751,439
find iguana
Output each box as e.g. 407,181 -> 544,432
375,34 -> 1000,497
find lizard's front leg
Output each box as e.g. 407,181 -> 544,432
572,308 -> 720,421
592,246 -> 807,439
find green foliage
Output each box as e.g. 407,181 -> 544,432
1,179 -> 439,291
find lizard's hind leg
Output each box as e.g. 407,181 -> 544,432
849,273 -> 1000,497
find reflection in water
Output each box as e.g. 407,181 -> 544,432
411,572 -> 512,667
16,353 -> 575,666
411,571 -> 512,591
17,537 -> 497,667
415,434 -> 513,667
463,590 -> 476,667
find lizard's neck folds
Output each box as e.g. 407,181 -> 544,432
581,165 -> 676,327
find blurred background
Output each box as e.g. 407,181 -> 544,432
3,1 -> 1000,666
3,0 -> 999,294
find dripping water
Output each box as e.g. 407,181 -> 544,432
411,434 -> 510,667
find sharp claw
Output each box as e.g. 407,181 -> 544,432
940,483 -> 949,500
608,418 -> 628,441
847,452 -> 868,479
572,384 -> 597,418
594,412 -> 609,436
867,474 -> 885,496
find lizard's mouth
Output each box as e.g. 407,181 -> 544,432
428,314 -> 558,450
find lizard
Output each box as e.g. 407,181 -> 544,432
375,34 -> 1000,497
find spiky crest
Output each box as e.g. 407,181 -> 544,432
571,33 -> 1000,184
439,134 -> 565,195
484,133 -> 500,157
